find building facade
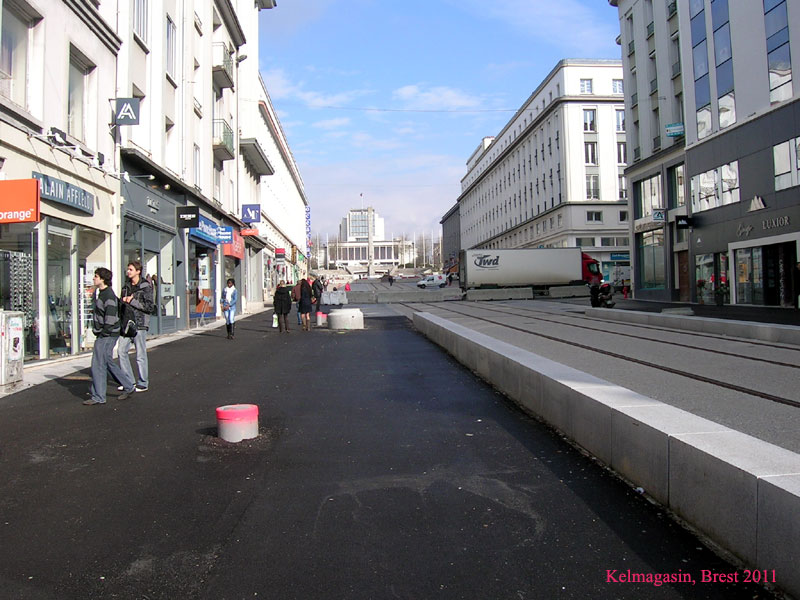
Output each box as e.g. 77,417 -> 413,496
680,0 -> 800,308
611,0 -> 689,302
451,60 -> 631,285
613,0 -> 800,308
0,0 -> 307,362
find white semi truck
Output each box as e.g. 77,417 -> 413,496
458,248 -> 601,290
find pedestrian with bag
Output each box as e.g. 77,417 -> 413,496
221,278 -> 238,339
299,277 -> 313,330
311,274 -> 324,324
117,261 -> 154,393
85,268 -> 135,405
273,280 -> 292,332
292,279 -> 303,326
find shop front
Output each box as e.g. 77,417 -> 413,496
0,172 -> 116,361
222,229 -> 244,313
120,179 -> 184,335
188,216 -> 221,324
728,233 -> 798,308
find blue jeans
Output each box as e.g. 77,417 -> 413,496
118,329 -> 149,388
223,307 -> 236,324
90,336 -> 134,402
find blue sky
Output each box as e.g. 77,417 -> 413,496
258,0 -> 622,239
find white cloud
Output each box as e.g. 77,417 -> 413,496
261,68 -> 373,109
452,0 -> 619,56
313,117 -> 351,129
392,84 -> 485,111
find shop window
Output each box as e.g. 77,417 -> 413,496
668,164 -> 685,208
635,173 -> 662,219
0,223 -> 38,360
46,220 -> 73,357
77,226 -> 106,352
638,230 -> 665,289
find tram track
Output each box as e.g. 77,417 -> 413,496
437,302 -> 800,369
470,300 -> 800,354
401,301 -> 800,409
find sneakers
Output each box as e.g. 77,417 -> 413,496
117,388 -> 135,401
119,385 -> 148,392
83,398 -> 106,406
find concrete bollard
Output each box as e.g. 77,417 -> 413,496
327,308 -> 364,330
315,311 -> 327,327
216,404 -> 259,443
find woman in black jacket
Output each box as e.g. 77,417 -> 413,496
273,280 -> 293,333
299,278 -> 313,331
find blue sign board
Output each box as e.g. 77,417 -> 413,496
189,216 -> 220,245
217,226 -> 234,243
241,204 -> 261,223
32,171 -> 94,215
610,252 -> 630,261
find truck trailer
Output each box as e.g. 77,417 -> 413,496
458,248 -> 600,290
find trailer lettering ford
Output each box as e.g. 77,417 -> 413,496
474,254 -> 500,268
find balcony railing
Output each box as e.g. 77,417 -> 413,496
212,43 -> 234,89
213,119 -> 235,161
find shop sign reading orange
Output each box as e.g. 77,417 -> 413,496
0,179 -> 41,223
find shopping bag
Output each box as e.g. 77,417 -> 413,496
272,313 -> 278,328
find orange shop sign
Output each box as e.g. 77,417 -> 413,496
223,229 -> 245,259
240,228 -> 259,236
0,179 -> 41,223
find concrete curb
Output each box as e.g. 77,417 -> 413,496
587,307 -> 800,346
414,311 -> 800,598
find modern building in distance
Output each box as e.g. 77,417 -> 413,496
327,207 -> 414,274
611,0 -> 800,308
444,59 -> 631,285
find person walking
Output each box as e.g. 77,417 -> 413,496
117,261 -> 154,393
84,268 -> 135,405
299,277 -> 313,330
311,274 -> 324,324
273,280 -> 292,332
292,279 -> 303,326
221,278 -> 238,339
388,274 -> 394,286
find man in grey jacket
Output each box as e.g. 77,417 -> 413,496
85,268 -> 135,405
118,261 -> 155,392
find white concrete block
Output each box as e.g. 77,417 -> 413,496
669,431 -> 800,564
611,404 -> 727,505
757,474 -> 800,599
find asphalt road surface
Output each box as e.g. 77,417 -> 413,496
0,313 -> 781,599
